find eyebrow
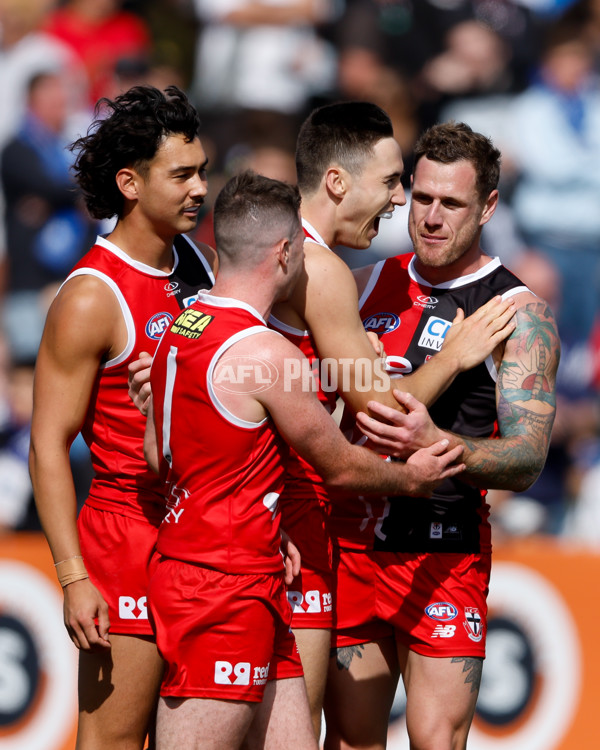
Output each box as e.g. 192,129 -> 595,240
169,157 -> 209,174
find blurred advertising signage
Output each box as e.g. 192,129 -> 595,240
0,535 -> 77,750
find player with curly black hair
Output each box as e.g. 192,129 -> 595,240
30,84 -> 217,750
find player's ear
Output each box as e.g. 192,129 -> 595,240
480,189 -> 499,226
115,167 -> 139,201
325,166 -> 347,199
275,237 -> 290,269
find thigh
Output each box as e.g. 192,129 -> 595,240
323,637 -> 399,750
157,695 -> 256,750
244,676 -> 317,750
77,633 -> 164,750
399,647 -> 482,750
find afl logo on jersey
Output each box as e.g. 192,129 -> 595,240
363,312 -> 400,335
146,312 -> 173,340
425,602 -> 458,621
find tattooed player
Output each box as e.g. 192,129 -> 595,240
323,122 -> 559,750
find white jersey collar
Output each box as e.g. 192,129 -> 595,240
302,218 -> 330,250
408,254 -> 502,289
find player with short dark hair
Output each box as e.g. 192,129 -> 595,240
146,169 -> 468,749
323,121 -> 559,750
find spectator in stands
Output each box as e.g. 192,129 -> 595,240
505,22 -> 600,344
0,69 -> 97,360
43,0 -> 152,105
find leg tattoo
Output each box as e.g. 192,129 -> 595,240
331,644 -> 365,671
451,656 -> 483,694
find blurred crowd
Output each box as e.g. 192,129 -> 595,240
1,0 -> 599,545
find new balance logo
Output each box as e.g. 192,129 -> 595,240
431,624 -> 456,639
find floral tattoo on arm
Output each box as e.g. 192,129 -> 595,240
461,301 -> 560,490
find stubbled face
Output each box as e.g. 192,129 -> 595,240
337,136 -> 406,249
408,156 -> 496,280
134,134 -> 208,237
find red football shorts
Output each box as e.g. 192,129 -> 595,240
77,504 -> 160,636
287,565 -> 333,629
331,547 -> 490,658
148,556 -> 303,702
280,490 -> 334,629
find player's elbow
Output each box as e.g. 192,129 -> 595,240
502,459 -> 546,493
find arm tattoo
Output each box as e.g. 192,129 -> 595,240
461,301 -> 560,491
331,644 -> 365,671
498,301 -> 559,411
451,656 -> 483,694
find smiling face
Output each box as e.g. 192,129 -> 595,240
134,133 -> 208,238
337,136 -> 406,249
408,156 -> 497,282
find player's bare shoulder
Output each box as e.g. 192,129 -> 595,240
505,288 -> 559,360
302,240 -> 360,311
45,273 -> 125,359
226,327 -> 304,369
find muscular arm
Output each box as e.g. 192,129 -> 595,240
29,276 -> 122,649
231,333 -> 466,498
357,294 -> 559,492
455,297 -> 559,490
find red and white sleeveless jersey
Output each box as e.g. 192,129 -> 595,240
66,234 -> 214,523
328,252 -> 529,554
267,220 -> 336,571
151,293 -> 289,574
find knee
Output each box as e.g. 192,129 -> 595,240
407,720 -> 470,750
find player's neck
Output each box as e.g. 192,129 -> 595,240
209,277 -> 274,321
413,246 -> 489,286
301,197 -> 335,248
106,222 -> 175,272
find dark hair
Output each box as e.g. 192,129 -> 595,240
413,121 -> 501,201
296,101 -> 394,195
70,85 -> 202,219
214,170 -> 301,265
